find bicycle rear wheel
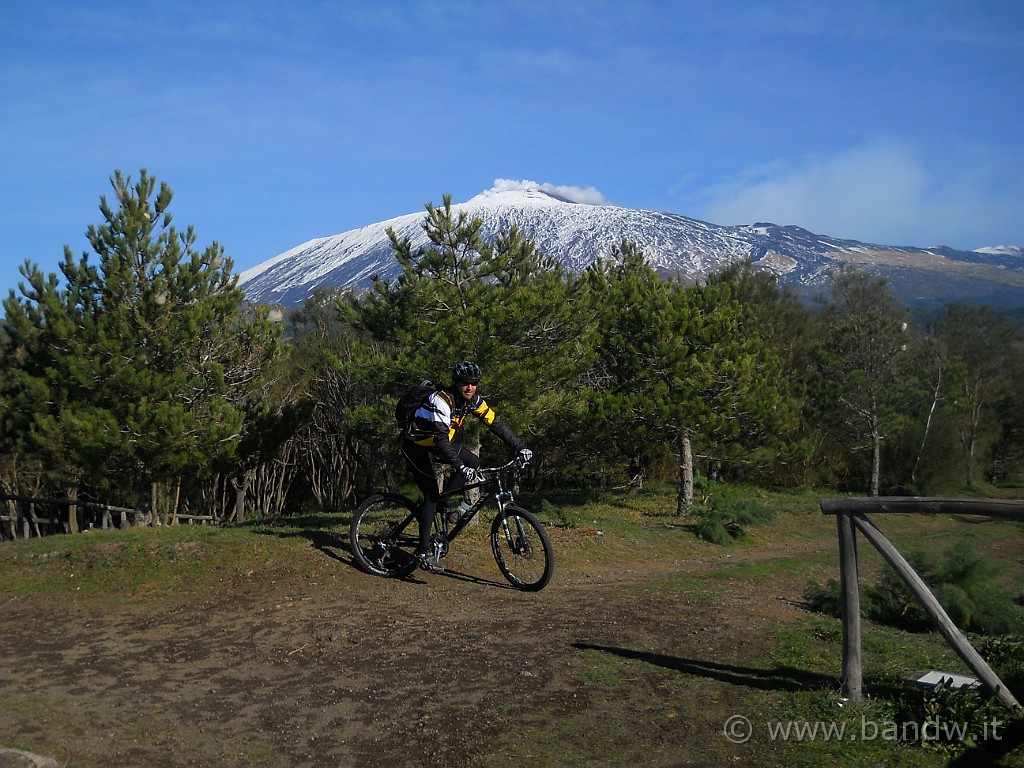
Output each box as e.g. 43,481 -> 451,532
350,493 -> 420,578
491,505 -> 554,591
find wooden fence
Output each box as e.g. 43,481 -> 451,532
821,496 -> 1023,710
0,494 -> 214,540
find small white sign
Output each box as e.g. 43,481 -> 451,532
906,670 -> 981,690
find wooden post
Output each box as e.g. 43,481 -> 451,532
852,513 -> 1020,710
836,512 -> 862,701
17,500 -> 29,539
68,497 -> 79,534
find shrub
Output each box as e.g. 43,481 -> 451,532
803,578 -> 843,616
975,635 -> 1024,699
896,681 -> 1007,757
695,516 -> 740,546
804,541 -> 1024,637
693,482 -> 775,544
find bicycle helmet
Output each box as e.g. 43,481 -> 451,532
452,360 -> 483,383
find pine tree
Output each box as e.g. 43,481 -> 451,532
585,242 -> 792,512
810,264 -> 911,496
337,195 -> 595,483
1,169 -> 282,516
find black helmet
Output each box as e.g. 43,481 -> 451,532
452,360 -> 483,383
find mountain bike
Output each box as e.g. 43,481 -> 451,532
349,457 -> 554,591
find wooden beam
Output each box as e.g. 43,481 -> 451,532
0,494 -> 136,515
0,515 -> 60,526
822,496 -> 1024,521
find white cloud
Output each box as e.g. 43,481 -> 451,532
489,179 -> 607,205
695,140 -> 1024,249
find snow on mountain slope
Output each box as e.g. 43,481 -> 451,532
238,181 -> 1024,308
975,245 -> 1024,258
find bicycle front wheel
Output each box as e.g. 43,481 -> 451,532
350,493 -> 420,578
491,505 -> 554,591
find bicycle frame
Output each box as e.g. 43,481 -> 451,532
435,458 -> 521,543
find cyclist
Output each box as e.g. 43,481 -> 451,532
402,360 -> 532,574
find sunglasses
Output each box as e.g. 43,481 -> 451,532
459,380 -> 480,387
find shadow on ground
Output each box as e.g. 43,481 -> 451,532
572,642 -> 839,693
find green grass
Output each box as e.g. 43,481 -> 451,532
0,522 -> 330,604
508,485 -> 1023,766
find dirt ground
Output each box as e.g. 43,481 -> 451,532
0,527 -> 852,768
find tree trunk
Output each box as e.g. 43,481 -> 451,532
150,480 -> 181,526
27,501 -> 41,537
967,404 -> 981,486
170,478 -> 181,525
676,434 -> 693,516
232,469 -> 254,525
962,402 -> 982,486
911,368 -> 942,487
150,482 -> 161,526
66,485 -> 79,534
870,431 -> 881,497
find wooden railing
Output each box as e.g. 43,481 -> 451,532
0,494 -> 214,539
821,496 -> 1023,710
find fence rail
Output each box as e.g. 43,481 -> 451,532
0,494 -> 214,539
821,496 -> 1023,711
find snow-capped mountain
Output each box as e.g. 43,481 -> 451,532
239,182 -> 1024,308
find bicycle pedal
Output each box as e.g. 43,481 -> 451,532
416,553 -> 445,574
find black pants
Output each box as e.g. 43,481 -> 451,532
401,440 -> 480,554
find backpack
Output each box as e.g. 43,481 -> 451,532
394,380 -> 437,431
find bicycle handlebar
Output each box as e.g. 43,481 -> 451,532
448,456 -> 529,495
480,456 -> 529,475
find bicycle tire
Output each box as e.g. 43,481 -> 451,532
350,493 -> 420,578
491,505 -> 554,591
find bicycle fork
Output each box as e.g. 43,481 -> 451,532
493,490 -> 532,556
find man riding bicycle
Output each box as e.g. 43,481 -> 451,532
402,361 -> 532,574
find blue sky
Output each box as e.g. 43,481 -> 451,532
2,0 -> 1022,298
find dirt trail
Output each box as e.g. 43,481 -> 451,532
0,532 -> 826,768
